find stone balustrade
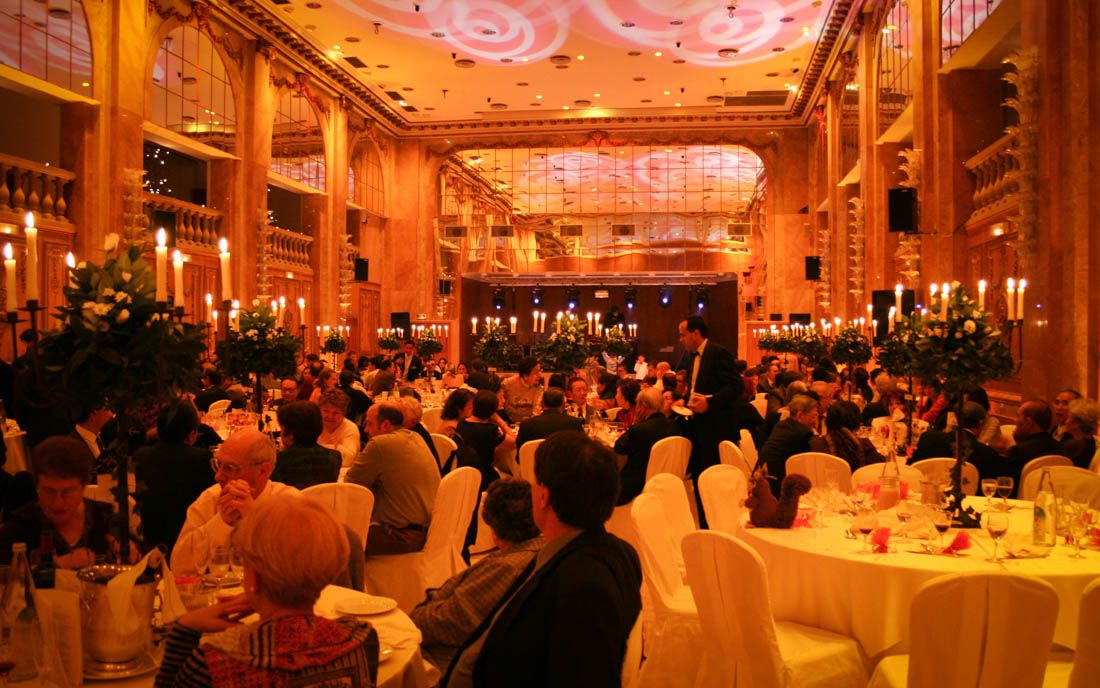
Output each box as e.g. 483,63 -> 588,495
268,225 -> 313,269
965,133 -> 1017,219
0,153 -> 76,224
143,193 -> 223,250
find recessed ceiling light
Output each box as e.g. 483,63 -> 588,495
574,99 -> 591,107
780,16 -> 795,23
555,65 -> 568,69
663,90 -> 671,95
425,107 -> 435,111
718,48 -> 739,58
801,26 -> 811,35
521,57 -> 528,62
402,87 -> 414,91
593,93 -> 601,98
673,59 -> 686,64
376,64 -> 389,69
332,44 -> 341,50
305,24 -> 316,30
550,55 -> 571,64
641,98 -> 651,103
766,71 -> 779,77
81,81 -> 90,87
706,95 -> 723,104
536,94 -> 542,99
345,36 -> 360,43
664,148 -> 672,153
455,59 -> 475,68
562,105 -> 570,110
628,51 -> 641,57
430,31 -> 445,38
772,47 -> 785,52
397,100 -> 407,106
517,82 -> 528,86
674,102 -> 681,107
482,28 -> 496,35
577,55 -> 585,60
530,102 -> 542,106
490,103 -> 507,110
621,21 -> 634,28
305,2 -> 321,8
654,51 -> 663,57
670,19 -> 684,26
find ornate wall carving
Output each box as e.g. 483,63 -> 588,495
894,148 -> 921,287
1002,47 -> 1039,275
848,197 -> 865,302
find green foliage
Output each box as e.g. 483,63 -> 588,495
830,326 -> 873,367
321,328 -> 347,355
473,321 -> 517,369
533,315 -> 591,373
793,328 -> 829,364
216,303 -> 301,381
378,332 -> 402,351
416,327 -> 444,357
759,328 -> 795,354
601,325 -> 634,358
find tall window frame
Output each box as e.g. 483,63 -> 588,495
0,0 -> 92,94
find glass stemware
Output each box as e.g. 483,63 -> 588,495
896,499 -> 913,537
208,544 -> 230,585
932,509 -> 951,549
985,512 -> 1009,562
995,477 -> 1014,509
229,546 -> 245,580
854,507 -> 878,552
1068,504 -> 1088,559
981,478 -> 997,510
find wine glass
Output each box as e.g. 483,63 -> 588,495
854,507 -> 878,552
896,499 -> 913,537
208,545 -> 230,585
1068,505 -> 1088,559
995,477 -> 1014,509
981,478 -> 997,509
229,546 -> 245,581
932,510 -> 952,550
985,512 -> 1009,562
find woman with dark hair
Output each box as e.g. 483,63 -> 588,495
852,367 -> 873,403
308,368 -> 338,404
272,401 -> 341,489
614,379 -> 641,428
456,390 -> 513,489
439,388 -> 475,439
809,400 -> 885,471
961,384 -> 1004,449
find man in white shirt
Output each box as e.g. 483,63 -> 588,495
318,389 -> 362,468
170,428 -> 299,575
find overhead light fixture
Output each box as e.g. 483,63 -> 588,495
531,286 -> 544,306
695,286 -> 709,311
625,287 -> 637,310
566,287 -> 580,311
659,285 -> 673,307
492,287 -> 506,311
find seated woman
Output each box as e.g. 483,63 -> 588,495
0,436 -> 136,567
809,400 -> 885,471
1060,398 -> 1100,469
272,401 -> 341,489
614,379 -> 641,428
456,390 -> 512,490
156,495 -> 377,687
438,388 -> 474,439
411,479 -> 542,680
308,367 -> 338,404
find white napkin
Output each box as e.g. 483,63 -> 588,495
157,554 -> 188,625
104,550 -> 187,634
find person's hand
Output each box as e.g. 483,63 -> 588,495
217,480 -> 254,526
177,593 -> 253,633
688,393 -> 709,414
56,547 -> 96,570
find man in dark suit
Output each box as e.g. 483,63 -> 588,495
613,387 -> 681,504
677,316 -> 744,480
393,340 -> 424,382
912,401 -> 1005,485
469,431 -> 641,687
270,401 -> 341,490
757,394 -> 818,497
1003,400 -> 1060,491
516,388 -> 584,450
194,368 -> 230,413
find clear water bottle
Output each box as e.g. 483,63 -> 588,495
1,543 -> 46,682
876,448 -> 901,511
1032,469 -> 1058,546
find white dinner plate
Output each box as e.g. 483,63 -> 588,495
334,595 -> 398,616
379,644 -> 394,662
671,405 -> 694,417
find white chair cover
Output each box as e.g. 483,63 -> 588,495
647,436 -> 691,481
301,482 -> 374,546
642,473 -> 697,571
755,392 -> 768,402
1069,578 -> 1100,688
430,432 -> 457,472
681,531 -> 867,688
206,399 -> 231,419
910,458 -> 980,495
751,398 -> 769,418
1017,455 -> 1073,498
518,438 -> 543,484
851,463 -> 924,491
786,452 -> 853,493
421,407 -> 443,434
868,572 -> 1058,688
361,466 -> 480,612
740,429 -> 759,469
718,439 -> 753,479
621,612 -> 644,688
697,465 -> 747,536
1019,465 -> 1100,508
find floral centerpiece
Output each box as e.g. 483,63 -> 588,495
216,303 -> 301,414
37,233 -> 207,556
601,324 -> 634,358
321,328 -> 347,355
759,328 -> 795,356
830,325 -> 873,369
378,331 -> 402,352
416,327 -> 444,358
534,315 -> 591,373
473,320 -> 516,369
793,327 -> 829,365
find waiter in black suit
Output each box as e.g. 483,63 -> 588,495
392,340 -> 424,382
678,316 -> 743,521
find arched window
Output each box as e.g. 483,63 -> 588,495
271,90 -> 325,192
150,25 -> 236,152
840,65 -> 860,175
878,0 -> 912,135
363,142 -> 384,216
0,0 -> 92,93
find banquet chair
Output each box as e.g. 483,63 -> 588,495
646,436 -> 691,480
421,407 -> 443,434
851,463 -> 924,492
469,491 -> 496,555
518,438 -> 543,484
630,493 -> 705,686
751,397 -> 769,418
755,392 -> 768,402
361,466 -> 480,612
206,399 -> 231,420
910,458 -> 980,495
786,452 -> 853,493
1018,455 -> 1074,497
719,439 -> 753,479
621,614 -> 644,688
430,432 -> 457,473
867,572 -> 1058,688
681,531 -> 867,688
740,429 -> 760,470
1043,577 -> 1100,688
301,482 -> 374,546
698,465 -> 748,536
1019,465 -> 1100,508
642,473 -> 697,571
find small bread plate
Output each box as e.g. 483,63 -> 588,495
334,595 -> 399,616
671,405 -> 694,417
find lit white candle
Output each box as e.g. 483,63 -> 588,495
377,328 -> 383,336
444,324 -> 449,337
597,324 -> 603,336
205,293 -> 213,322
471,317 -> 478,334
65,252 -> 76,288
212,309 -> 219,330
155,228 -> 168,303
539,312 -> 546,333
940,282 -> 950,320
888,307 -> 896,332
172,249 -> 184,303
3,244 -> 16,313
278,296 -> 286,328
586,312 -> 593,335
509,316 -> 517,334
594,312 -> 601,331
232,299 -> 240,331
218,238 -> 231,302
929,283 -> 938,300
23,212 -> 37,301
1016,279 -> 1026,321
297,297 -> 305,326
977,280 -> 987,310
1006,278 -> 1016,321
894,284 -> 903,322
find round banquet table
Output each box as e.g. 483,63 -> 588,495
737,498 -> 1100,659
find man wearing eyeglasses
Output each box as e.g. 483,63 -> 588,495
170,428 -> 298,575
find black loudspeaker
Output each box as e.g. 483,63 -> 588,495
804,256 -> 822,281
353,258 -> 370,281
789,313 -> 812,325
871,289 -> 916,339
390,312 -> 411,337
888,187 -> 917,233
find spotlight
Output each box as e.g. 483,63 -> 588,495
624,287 -> 637,310
695,286 -> 709,311
659,285 -> 672,307
566,287 -> 580,311
531,286 -> 543,306
492,287 -> 505,311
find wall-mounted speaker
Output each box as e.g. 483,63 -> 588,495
888,187 -> 917,233
390,312 -> 411,337
353,258 -> 370,281
804,256 -> 822,281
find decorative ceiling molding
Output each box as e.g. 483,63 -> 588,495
791,0 -> 859,120
150,0 -> 244,67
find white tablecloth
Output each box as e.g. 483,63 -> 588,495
4,430 -> 28,473
738,498 -> 1100,658
99,585 -> 437,688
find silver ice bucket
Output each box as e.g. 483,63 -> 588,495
77,564 -> 159,664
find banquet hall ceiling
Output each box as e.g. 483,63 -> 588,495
264,0 -> 839,124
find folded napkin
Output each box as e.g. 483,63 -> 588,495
942,531 -> 971,554
871,527 -> 891,553
105,550 -> 188,636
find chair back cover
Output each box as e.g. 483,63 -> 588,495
911,458 -> 981,495
422,466 -> 480,587
1017,455 -> 1073,498
421,407 -> 443,434
518,439 -> 543,484
630,494 -> 687,608
1069,578 -> 1100,688
786,452 -> 853,492
430,432 -> 457,472
718,439 -> 753,479
740,429 -> 759,468
206,399 -> 231,419
907,572 -> 1058,688
642,473 -> 696,568
621,611 -> 644,688
1019,465 -> 1100,508
301,482 -> 375,545
755,392 -> 768,402
698,465 -> 747,536
851,463 -> 924,490
646,436 -> 691,481
681,531 -> 787,688
750,398 -> 768,418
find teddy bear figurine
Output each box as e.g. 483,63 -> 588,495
746,466 -> 813,528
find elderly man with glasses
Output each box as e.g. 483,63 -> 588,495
170,428 -> 298,575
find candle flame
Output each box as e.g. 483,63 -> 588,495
156,228 -> 167,247
895,283 -> 903,294
297,297 -> 305,307
1007,277 -> 1016,290
279,296 -> 286,306
24,212 -> 34,228
218,238 -> 229,253
2,244 -> 11,260
65,252 -> 75,268
205,293 -> 213,304
978,279 -> 987,291
1018,278 -> 1027,290
172,249 -> 182,262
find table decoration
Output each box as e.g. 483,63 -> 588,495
473,319 -> 516,369
792,327 -> 829,366
940,530 -> 972,555
870,527 -> 892,553
601,324 -> 634,358
215,302 -> 300,420
533,313 -> 591,373
321,327 -> 348,357
415,326 -> 443,358
830,325 -> 873,394
378,329 -> 402,351
745,466 -> 812,528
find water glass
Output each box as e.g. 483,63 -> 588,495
854,507 -> 878,552
896,499 -> 913,536
981,478 -> 997,509
1068,504 -> 1088,559
932,509 -> 951,549
985,512 -> 1009,562
208,545 -> 230,584
995,477 -> 1014,507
